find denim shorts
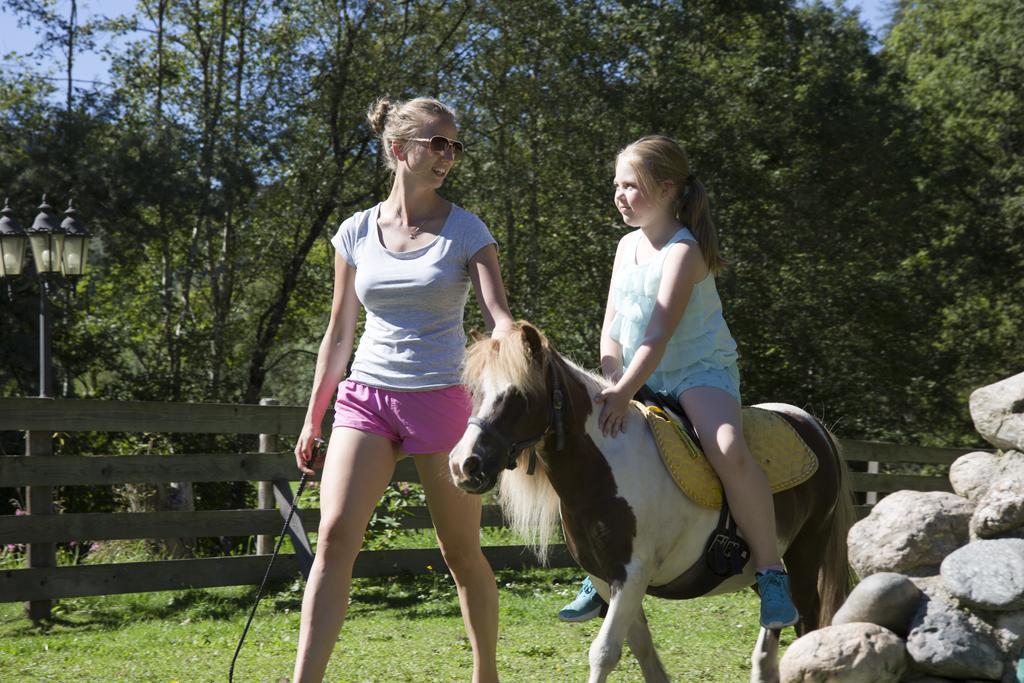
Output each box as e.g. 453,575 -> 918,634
666,365 -> 742,405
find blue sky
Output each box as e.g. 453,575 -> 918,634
0,0 -> 894,88
0,0 -> 138,86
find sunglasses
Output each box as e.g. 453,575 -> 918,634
408,135 -> 464,159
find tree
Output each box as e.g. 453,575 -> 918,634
885,0 -> 1024,442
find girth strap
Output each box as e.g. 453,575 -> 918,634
704,500 -> 751,578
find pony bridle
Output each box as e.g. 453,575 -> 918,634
467,359 -> 566,475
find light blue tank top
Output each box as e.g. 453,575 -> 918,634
608,227 -> 739,391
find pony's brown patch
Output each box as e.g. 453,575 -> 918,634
542,355 -> 637,588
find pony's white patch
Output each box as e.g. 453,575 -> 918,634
491,378 -> 514,407
449,365 -> 513,470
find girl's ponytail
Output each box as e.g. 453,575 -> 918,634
677,174 -> 725,274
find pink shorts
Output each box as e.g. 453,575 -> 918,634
332,380 -> 473,454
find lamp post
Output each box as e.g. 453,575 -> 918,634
0,196 -> 91,622
26,197 -> 63,398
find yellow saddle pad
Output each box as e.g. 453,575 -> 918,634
639,403 -> 818,509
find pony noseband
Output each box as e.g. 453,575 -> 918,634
467,359 -> 565,476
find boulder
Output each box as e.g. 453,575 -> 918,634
950,450 -> 1024,501
832,572 -> 922,637
941,539 -> 1024,612
972,476 -> 1024,539
906,606 -> 1004,680
970,372 -> 1024,451
848,491 -> 973,577
778,622 -> 906,683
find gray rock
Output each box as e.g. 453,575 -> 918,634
907,607 -> 1004,679
901,678 -> 957,683
779,622 -> 906,682
970,372 -> 1024,451
908,574 -> 947,597
833,572 -> 923,637
950,450 -> 1024,501
941,539 -> 1024,612
993,610 -> 1024,655
848,491 -> 973,577
972,476 -> 1024,539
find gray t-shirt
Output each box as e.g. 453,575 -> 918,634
330,202 -> 497,390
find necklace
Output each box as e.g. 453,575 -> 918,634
408,225 -> 423,239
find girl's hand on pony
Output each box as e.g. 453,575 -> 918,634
595,385 -> 632,437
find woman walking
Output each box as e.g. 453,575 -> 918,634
291,96 -> 514,682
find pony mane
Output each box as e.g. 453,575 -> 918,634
462,325 -> 547,399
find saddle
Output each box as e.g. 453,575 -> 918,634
634,387 -> 818,509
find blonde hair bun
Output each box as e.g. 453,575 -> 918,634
367,98 -> 393,135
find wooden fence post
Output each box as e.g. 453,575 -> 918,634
865,460 -> 879,505
25,430 -> 54,621
256,398 -> 279,555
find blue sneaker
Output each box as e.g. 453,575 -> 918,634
558,576 -> 607,622
756,570 -> 799,629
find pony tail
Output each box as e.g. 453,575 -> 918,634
679,175 -> 726,274
818,433 -> 858,626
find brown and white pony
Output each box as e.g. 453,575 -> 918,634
448,322 -> 855,683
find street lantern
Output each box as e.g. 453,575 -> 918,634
60,200 -> 90,277
26,195 -> 64,276
0,198 -> 27,278
3,195 -> 91,400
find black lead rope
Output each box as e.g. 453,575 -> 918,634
529,360 -> 565,472
517,379 -> 563,476
551,379 -> 565,449
228,437 -> 323,682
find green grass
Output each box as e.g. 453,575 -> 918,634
0,567 -> 793,682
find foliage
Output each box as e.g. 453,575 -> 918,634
1,0 -> 1020,519
885,0 -> 1024,443
364,482 -> 428,550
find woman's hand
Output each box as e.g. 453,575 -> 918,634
294,424 -> 326,476
595,384 -> 632,438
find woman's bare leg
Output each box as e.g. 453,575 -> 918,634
292,429 -> 398,682
680,387 -> 781,568
415,452 -> 499,683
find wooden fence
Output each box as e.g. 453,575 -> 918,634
0,397 -> 972,619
